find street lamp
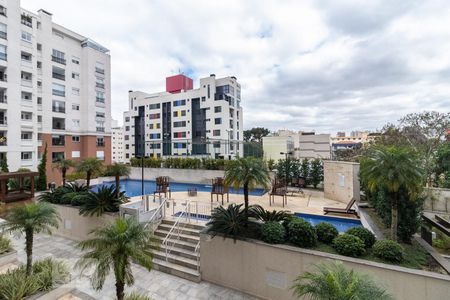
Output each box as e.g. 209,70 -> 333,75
280,151 -> 293,203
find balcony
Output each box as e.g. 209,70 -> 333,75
21,59 -> 32,69
52,90 -> 65,97
51,56 -> 66,65
96,127 -> 105,133
0,53 -> 6,61
96,83 -> 105,89
0,136 -> 6,146
0,93 -> 6,104
95,67 -> 105,75
96,141 -> 105,147
96,97 -> 105,103
52,106 -> 65,113
0,31 -> 6,40
21,79 -> 32,88
52,137 -> 65,146
21,16 -> 32,28
52,73 -> 65,81
0,7 -> 6,17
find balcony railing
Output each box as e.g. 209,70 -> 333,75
52,90 -> 65,97
96,142 -> 105,147
52,125 -> 65,130
0,119 -> 7,126
0,138 -> 6,146
51,56 -> 66,65
0,95 -> 6,103
0,7 -> 6,17
96,127 -> 105,132
52,73 -> 65,81
52,139 -> 65,146
52,106 -> 65,113
96,97 -> 105,103
95,67 -> 105,74
0,31 -> 6,40
96,83 -> 105,89
21,16 -> 32,28
21,79 -> 32,87
0,74 -> 6,82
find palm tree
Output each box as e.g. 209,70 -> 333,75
1,202 -> 60,276
76,217 -> 155,300
78,185 -> 125,217
76,158 -> 104,188
105,163 -> 131,199
224,157 -> 270,221
53,158 -> 75,186
361,146 -> 424,240
292,261 -> 392,300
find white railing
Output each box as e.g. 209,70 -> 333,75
162,200 -> 191,261
143,196 -> 167,232
194,240 -> 200,271
171,200 -> 218,223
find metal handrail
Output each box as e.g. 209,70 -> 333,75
144,197 -> 167,230
162,200 -> 191,261
194,240 -> 201,271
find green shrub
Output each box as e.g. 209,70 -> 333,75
287,218 -> 317,248
261,221 -> 286,244
125,291 -> 151,300
207,204 -> 247,240
249,205 -> 290,222
32,258 -> 69,291
315,222 -> 338,244
0,235 -> 11,255
373,240 -> 404,263
346,227 -> 376,248
65,171 -> 86,182
333,234 -> 365,257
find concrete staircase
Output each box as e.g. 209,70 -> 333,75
151,219 -> 204,282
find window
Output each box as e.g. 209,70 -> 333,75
21,31 -> 32,43
52,49 -> 66,64
52,83 -> 65,97
37,115 -> 42,123
0,23 -> 6,40
72,119 -> 80,128
174,143 -> 187,149
125,117 -> 130,122
213,130 -> 221,136
215,118 -> 222,125
37,43 -> 42,51
149,113 -> 160,120
37,97 -> 42,105
95,62 -> 105,74
72,72 -> 79,80
0,6 -> 6,17
149,133 -> 161,139
52,135 -> 65,146
21,152 -> 32,160
52,152 -> 65,162
52,66 -> 65,81
149,103 -> 160,110
52,100 -> 65,113
21,111 -> 32,121
214,106 -> 222,113
52,117 -> 65,130
21,14 -> 32,27
201,96 -> 206,102
72,136 -> 80,142
96,91 -> 105,102
72,151 -> 80,158
95,77 -> 105,89
173,132 -> 186,138
149,123 -> 160,129
72,104 -> 80,111
21,92 -> 32,101
96,112 -> 105,118
72,56 -> 80,64
72,87 -> 80,96
173,121 -> 186,128
96,136 -> 104,147
173,99 -> 186,107
21,131 -> 32,140
0,45 -> 6,61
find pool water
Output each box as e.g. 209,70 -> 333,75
294,213 -> 362,233
92,179 -> 266,197
173,211 -> 211,221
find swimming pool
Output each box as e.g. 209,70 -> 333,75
295,213 -> 362,233
92,179 -> 266,197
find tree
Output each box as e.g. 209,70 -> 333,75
53,159 -> 75,186
78,185 -> 126,217
0,155 -> 8,172
1,202 -> 60,276
224,157 -> 270,221
299,158 -> 310,184
105,163 -> 131,199
276,158 -> 299,184
243,127 -> 270,143
76,158 -> 103,188
292,261 -> 392,300
309,159 -> 323,189
76,217 -> 155,300
361,146 -> 424,240
36,143 -> 47,191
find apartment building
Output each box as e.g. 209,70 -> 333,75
123,74 -> 243,161
111,119 -> 124,163
298,132 -> 331,159
0,0 -> 111,183
262,135 -> 295,161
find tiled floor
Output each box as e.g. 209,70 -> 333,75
10,234 -> 259,300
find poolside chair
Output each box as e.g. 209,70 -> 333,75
269,178 -> 287,207
153,176 -> 171,200
323,198 -> 358,217
211,177 -> 229,205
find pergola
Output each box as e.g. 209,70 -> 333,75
0,171 -> 39,203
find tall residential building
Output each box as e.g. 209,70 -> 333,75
0,1 -> 111,183
111,119 -> 124,163
123,74 -> 243,161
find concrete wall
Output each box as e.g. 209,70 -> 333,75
262,136 -> 295,161
324,160 -> 360,203
128,167 -> 225,184
200,234 -> 450,300
52,204 -> 116,241
423,187 -> 450,213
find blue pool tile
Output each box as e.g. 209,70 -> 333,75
294,213 -> 362,233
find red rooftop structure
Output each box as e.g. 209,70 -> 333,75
166,74 -> 193,94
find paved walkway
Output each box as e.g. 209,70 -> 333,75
10,234 -> 259,300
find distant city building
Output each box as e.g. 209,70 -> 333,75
123,74 -> 243,161
111,120 -> 124,163
331,131 -> 379,158
0,1 -> 111,184
262,135 -> 294,161
298,133 -> 331,159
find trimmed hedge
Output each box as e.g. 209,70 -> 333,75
333,234 -> 365,257
346,227 -> 376,248
129,157 -> 231,170
315,222 -> 338,244
261,221 -> 286,244
287,218 -> 317,248
373,240 -> 404,263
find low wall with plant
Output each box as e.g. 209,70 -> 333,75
51,205 -> 117,241
129,157 -> 230,170
199,233 -> 450,300
129,167 -> 226,184
423,187 -> 450,213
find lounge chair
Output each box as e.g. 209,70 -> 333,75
323,198 -> 358,217
269,178 -> 287,207
211,177 -> 229,205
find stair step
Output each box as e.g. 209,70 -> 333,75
153,258 -> 201,282
157,224 -> 201,236
152,250 -> 198,270
154,231 -> 200,244
161,219 -> 205,231
154,236 -> 197,251
150,244 -> 197,260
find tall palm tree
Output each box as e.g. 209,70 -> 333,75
361,146 -> 424,240
292,261 -> 392,300
105,163 -> 131,199
76,217 -> 155,300
78,185 -> 125,217
76,158 -> 104,188
53,158 -> 75,186
1,202 -> 60,276
224,157 -> 270,220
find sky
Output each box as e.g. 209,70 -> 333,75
22,0 -> 450,134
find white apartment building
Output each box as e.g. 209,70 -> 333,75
111,119 -> 124,163
123,74 -> 243,161
298,133 -> 331,159
0,0 -> 111,183
262,135 -> 295,161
